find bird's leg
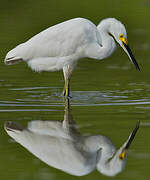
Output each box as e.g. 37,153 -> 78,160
62,84 -> 66,97
62,65 -> 72,98
62,79 -> 70,97
65,78 -> 70,97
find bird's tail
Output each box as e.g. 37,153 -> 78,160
4,121 -> 24,132
4,56 -> 23,65
4,44 -> 24,65
4,121 -> 25,143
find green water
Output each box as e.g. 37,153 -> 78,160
0,0 -> 150,179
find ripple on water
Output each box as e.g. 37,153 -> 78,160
0,86 -> 149,109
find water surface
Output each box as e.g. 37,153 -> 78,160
0,0 -> 150,180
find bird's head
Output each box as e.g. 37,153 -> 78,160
97,121 -> 140,176
110,18 -> 140,71
104,18 -> 140,71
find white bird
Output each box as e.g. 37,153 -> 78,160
4,99 -> 140,176
4,18 -> 140,97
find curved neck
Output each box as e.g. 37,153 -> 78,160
96,22 -> 116,59
84,135 -> 115,162
84,21 -> 116,60
85,135 -> 121,176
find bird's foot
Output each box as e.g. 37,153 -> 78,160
62,89 -> 71,98
62,88 -> 66,97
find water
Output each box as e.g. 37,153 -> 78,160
0,0 -> 150,179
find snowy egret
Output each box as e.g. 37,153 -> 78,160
5,18 -> 140,97
4,99 -> 140,176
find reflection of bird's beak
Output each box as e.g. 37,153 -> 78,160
119,121 -> 140,160
122,41 -> 140,71
124,120 -> 140,150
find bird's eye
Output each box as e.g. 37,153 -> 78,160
119,34 -> 124,38
119,151 -> 126,160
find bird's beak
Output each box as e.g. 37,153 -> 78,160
121,37 -> 140,71
119,121 -> 140,160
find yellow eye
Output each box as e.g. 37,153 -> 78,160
119,34 -> 124,39
119,151 -> 126,160
119,34 -> 128,45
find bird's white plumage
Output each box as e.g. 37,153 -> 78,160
5,17 -> 140,96
5,18 -> 102,72
4,100 -> 139,177
5,120 -> 99,176
5,18 -> 127,72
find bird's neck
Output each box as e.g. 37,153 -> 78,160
96,22 -> 116,59
86,135 -> 116,174
83,135 -> 114,162
96,148 -> 119,176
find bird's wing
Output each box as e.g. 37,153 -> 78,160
4,121 -> 94,176
28,120 -> 72,139
5,18 -> 100,62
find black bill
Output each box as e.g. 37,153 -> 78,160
122,42 -> 140,71
124,120 -> 140,150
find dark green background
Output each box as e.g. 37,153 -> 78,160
0,0 -> 150,179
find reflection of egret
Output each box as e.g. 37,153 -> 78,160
5,18 -> 140,97
4,99 -> 140,176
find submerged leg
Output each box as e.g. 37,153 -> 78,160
62,65 -> 72,97
62,79 -> 70,97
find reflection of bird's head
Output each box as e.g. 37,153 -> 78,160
98,145 -> 127,176
96,121 -> 140,176
96,137 -> 126,176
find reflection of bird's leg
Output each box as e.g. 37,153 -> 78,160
62,65 -> 72,97
63,98 -> 81,136
63,98 -> 72,128
65,97 -> 70,112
